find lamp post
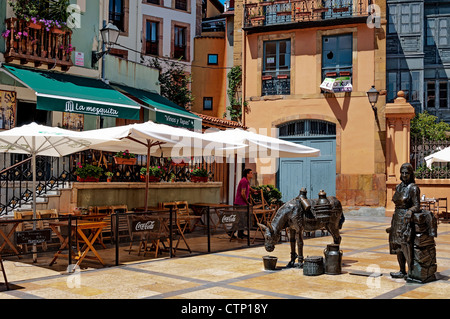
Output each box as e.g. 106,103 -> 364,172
92,22 -> 120,66
367,85 -> 380,114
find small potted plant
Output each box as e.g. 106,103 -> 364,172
75,163 -> 103,182
190,167 -> 208,182
140,166 -> 164,182
114,150 -> 137,165
105,171 -> 114,182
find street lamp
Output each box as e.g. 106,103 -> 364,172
366,85 -> 380,114
92,22 -> 120,65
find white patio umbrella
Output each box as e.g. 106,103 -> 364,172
0,122 -> 116,216
205,128 -> 321,202
205,128 -> 321,158
0,122 -> 116,261
425,146 -> 450,168
86,121 -> 246,210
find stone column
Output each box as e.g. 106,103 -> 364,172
385,91 -> 415,216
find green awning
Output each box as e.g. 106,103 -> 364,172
112,84 -> 201,130
1,65 -> 141,120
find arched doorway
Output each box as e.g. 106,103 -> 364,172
277,119 -> 336,202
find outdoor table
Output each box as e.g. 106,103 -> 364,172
0,219 -> 22,257
190,203 -> 233,253
48,220 -> 107,268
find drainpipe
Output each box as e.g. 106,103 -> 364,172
242,29 -> 246,128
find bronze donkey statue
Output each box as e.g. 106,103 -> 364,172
258,189 -> 344,268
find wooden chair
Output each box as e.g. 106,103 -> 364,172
162,201 -> 193,253
111,205 -> 130,241
175,201 -> 201,233
92,206 -> 113,244
13,210 -> 40,252
37,209 -> 59,250
436,198 -> 448,223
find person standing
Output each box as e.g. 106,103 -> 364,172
234,168 -> 257,206
231,168 -> 257,238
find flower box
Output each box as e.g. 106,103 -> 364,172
51,27 -> 66,34
77,176 -> 99,182
114,157 -> 137,165
313,8 -> 329,13
276,11 -> 291,16
191,176 -> 208,183
140,175 -> 160,182
333,7 -> 349,12
27,22 -> 42,30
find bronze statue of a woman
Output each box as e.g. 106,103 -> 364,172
389,163 -> 438,283
389,163 -> 420,279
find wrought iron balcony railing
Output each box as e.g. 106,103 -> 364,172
244,0 -> 371,28
3,18 -> 73,71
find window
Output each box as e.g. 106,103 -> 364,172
147,0 -> 160,4
146,21 -> 159,55
174,26 -> 187,60
426,81 -> 436,108
208,54 -> 218,65
279,120 -> 336,137
322,34 -> 352,80
203,97 -> 213,110
109,0 -> 124,31
262,39 -> 291,96
389,3 -> 421,35
387,71 -> 420,103
440,82 -> 448,108
175,0 -> 187,11
425,80 -> 448,109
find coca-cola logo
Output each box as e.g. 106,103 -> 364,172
129,217 -> 160,233
221,213 -> 239,224
135,221 -> 156,231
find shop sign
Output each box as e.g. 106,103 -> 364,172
156,112 -> 195,129
37,96 -> 140,120
320,77 -> 353,93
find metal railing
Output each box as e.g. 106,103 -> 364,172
244,0 -> 371,28
0,150 -> 216,216
3,18 -> 73,71
411,138 -> 450,179
0,206 -> 259,270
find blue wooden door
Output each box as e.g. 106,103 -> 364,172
278,137 -> 336,203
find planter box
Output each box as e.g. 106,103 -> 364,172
140,175 -> 160,182
114,157 -> 137,165
313,8 -> 329,13
276,11 -> 291,16
51,27 -> 66,34
77,176 -> 99,182
27,22 -> 42,30
191,176 -> 208,183
333,7 -> 349,12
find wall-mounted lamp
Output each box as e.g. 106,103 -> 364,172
92,22 -> 120,66
366,85 -> 380,114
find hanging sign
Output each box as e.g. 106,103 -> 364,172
320,77 -> 353,93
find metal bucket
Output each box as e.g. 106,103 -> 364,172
262,255 -> 278,270
303,256 -> 324,276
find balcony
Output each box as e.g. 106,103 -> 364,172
3,18 -> 73,71
244,0 -> 371,29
